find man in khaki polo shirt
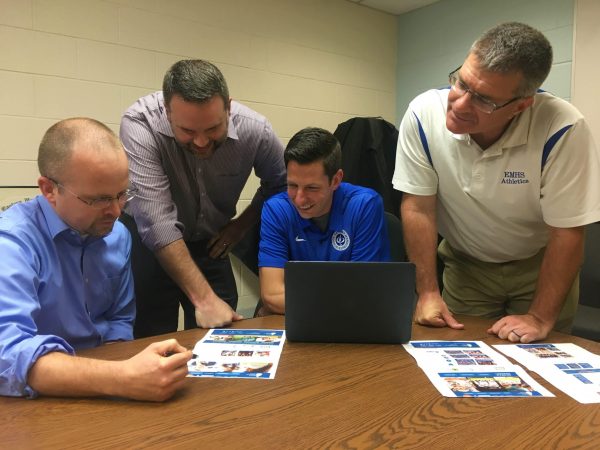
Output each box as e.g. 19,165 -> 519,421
393,22 -> 600,343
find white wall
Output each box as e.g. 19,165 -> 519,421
0,0 -> 397,316
572,0 -> 600,148
396,0 -> 575,121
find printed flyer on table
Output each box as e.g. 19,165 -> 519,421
494,343 -> 600,404
404,340 -> 554,398
188,329 -> 286,379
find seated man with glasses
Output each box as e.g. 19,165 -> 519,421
0,117 -> 191,401
393,22 -> 600,343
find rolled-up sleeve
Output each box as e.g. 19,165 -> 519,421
120,115 -> 184,251
251,120 -> 287,207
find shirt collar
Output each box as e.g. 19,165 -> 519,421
327,187 -> 344,230
37,195 -> 72,239
37,196 -> 100,245
447,92 -> 535,152
296,185 -> 344,233
152,91 -> 176,138
227,110 -> 239,140
499,101 -> 532,150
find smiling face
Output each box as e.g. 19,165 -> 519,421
446,53 -> 534,148
166,94 -> 230,159
286,160 -> 342,220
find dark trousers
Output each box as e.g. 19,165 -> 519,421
120,214 -> 258,338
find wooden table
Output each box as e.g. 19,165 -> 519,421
2,316 -> 599,449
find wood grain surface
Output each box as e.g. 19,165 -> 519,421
2,315 -> 599,450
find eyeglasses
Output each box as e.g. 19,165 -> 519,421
48,178 -> 137,209
448,66 -> 521,114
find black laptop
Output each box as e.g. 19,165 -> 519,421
284,261 -> 416,344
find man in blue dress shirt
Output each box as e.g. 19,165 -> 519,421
0,118 -> 191,400
258,127 -> 390,314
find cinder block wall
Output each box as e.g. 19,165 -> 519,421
0,0 -> 397,317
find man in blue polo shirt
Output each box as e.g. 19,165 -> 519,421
258,127 -> 390,314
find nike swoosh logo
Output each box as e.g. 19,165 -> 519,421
295,236 -> 306,242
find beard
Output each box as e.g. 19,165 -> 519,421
177,130 -> 228,160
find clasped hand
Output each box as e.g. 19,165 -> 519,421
207,219 -> 246,259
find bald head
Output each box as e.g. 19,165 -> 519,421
38,117 -> 124,180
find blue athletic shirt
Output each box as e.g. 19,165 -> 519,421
259,182 -> 390,268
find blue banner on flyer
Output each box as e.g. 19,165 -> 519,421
411,341 -> 482,349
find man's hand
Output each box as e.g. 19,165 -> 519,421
119,339 -> 192,402
487,313 -> 553,343
195,292 -> 243,328
208,219 -> 246,259
414,293 -> 464,329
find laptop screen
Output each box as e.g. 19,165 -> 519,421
284,261 -> 416,344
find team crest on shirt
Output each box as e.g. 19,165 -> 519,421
331,230 -> 350,251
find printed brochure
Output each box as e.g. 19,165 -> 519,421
495,343 -> 600,404
188,329 -> 285,380
404,340 -> 554,398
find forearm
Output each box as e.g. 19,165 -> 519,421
401,194 -> 440,297
259,267 -> 285,314
155,239 -> 213,308
529,226 -> 585,324
28,352 -> 124,398
233,200 -> 262,234
29,340 -> 192,401
262,293 -> 285,315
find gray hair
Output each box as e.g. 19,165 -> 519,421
38,117 -> 121,179
470,22 -> 552,97
162,59 -> 229,108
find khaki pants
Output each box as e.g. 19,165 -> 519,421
438,239 -> 578,333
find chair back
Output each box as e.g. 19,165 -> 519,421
572,222 -> 600,340
385,212 -> 406,262
580,222 -> 600,308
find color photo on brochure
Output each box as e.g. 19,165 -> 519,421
403,340 -> 515,371
494,343 -> 600,403
436,371 -> 551,398
187,329 -> 285,379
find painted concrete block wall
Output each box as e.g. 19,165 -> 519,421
0,0 -> 397,317
395,0 -> 574,121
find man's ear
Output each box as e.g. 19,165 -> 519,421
331,169 -> 343,190
514,96 -> 534,115
38,176 -> 57,205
